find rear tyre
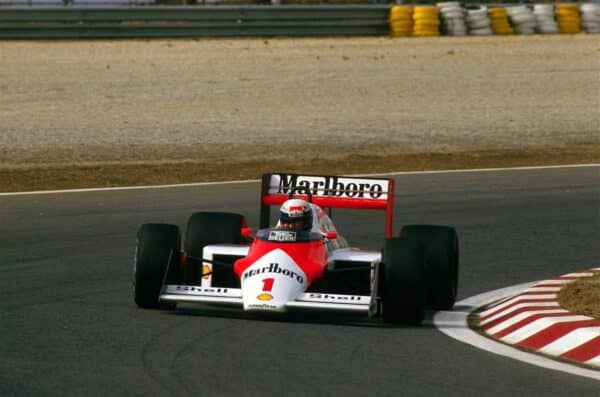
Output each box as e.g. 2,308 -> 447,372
134,223 -> 181,309
184,212 -> 243,284
381,238 -> 426,325
399,225 -> 459,310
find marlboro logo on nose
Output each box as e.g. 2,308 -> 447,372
289,205 -> 303,212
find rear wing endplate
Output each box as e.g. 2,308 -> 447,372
260,172 -> 395,238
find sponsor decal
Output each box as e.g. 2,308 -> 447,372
173,286 -> 229,294
308,293 -> 364,302
248,303 -> 277,310
271,174 -> 387,200
243,262 -> 305,284
257,293 -> 273,301
202,264 -> 211,280
268,230 -> 296,242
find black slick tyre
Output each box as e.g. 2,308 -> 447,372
184,212 -> 243,284
399,225 -> 459,310
134,223 -> 181,309
381,238 -> 426,325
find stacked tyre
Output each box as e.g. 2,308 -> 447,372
581,3 -> 600,33
438,2 -> 467,36
466,6 -> 492,36
556,3 -> 581,34
389,6 -> 413,37
412,6 -> 441,37
506,5 -> 537,35
534,4 -> 559,34
489,7 -> 515,35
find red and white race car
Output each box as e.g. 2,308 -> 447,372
133,172 -> 459,324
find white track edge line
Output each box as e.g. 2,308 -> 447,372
1,163 -> 598,197
433,282 -> 600,381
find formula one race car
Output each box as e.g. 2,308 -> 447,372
133,172 -> 459,324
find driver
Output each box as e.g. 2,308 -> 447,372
277,199 -> 313,231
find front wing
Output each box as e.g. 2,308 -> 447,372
159,244 -> 382,316
160,284 -> 374,313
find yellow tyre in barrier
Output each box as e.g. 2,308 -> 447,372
559,23 -> 581,33
390,12 -> 412,20
413,8 -> 439,18
556,9 -> 580,17
412,31 -> 441,37
390,18 -> 412,26
390,6 -> 413,37
414,19 -> 441,27
558,19 -> 581,28
390,17 -> 412,24
390,6 -> 413,18
413,12 -> 440,20
412,27 -> 440,33
558,16 -> 581,23
489,8 -> 508,16
391,28 -> 411,33
557,4 -> 579,10
494,28 -> 515,35
391,26 -> 412,32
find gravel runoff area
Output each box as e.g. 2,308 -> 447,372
0,35 -> 599,191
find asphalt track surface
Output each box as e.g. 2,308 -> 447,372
1,166 -> 599,396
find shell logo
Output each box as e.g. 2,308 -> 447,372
257,293 -> 273,301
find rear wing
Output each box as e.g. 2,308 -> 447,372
259,172 -> 395,238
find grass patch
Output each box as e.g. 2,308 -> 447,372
1,146 -> 598,193
557,273 -> 600,320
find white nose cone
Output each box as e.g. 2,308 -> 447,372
241,248 -> 307,312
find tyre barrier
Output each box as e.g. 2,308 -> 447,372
389,3 -> 598,38
389,5 -> 413,37
556,3 -> 581,33
438,2 -> 467,36
489,7 -> 515,35
412,5 -> 441,37
581,2 -> 600,33
466,5 -> 493,35
533,4 -> 559,34
506,5 -> 537,35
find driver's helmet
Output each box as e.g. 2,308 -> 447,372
278,199 -> 313,231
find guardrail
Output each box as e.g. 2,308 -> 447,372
0,5 -> 391,38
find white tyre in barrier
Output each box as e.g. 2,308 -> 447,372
533,5 -> 554,13
582,16 -> 600,24
470,27 -> 493,35
511,14 -> 536,24
443,11 -> 465,19
468,7 -> 488,17
515,27 -> 535,35
468,19 -> 491,29
581,3 -> 600,13
439,2 -> 467,36
437,1 -> 460,7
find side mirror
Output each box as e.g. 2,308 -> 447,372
325,231 -> 338,240
241,227 -> 253,238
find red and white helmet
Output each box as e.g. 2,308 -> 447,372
278,199 -> 313,231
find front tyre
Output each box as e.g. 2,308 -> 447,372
399,225 -> 459,310
134,223 -> 181,309
381,238 -> 426,325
